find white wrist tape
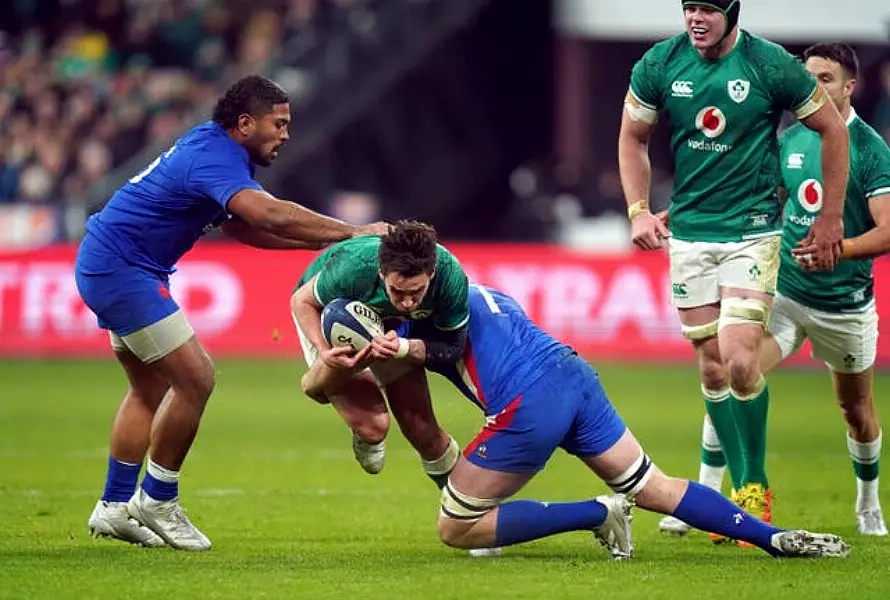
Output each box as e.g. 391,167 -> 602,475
396,337 -> 410,359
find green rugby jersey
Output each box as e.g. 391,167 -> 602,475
297,235 -> 469,330
777,110 -> 890,313
628,31 -> 824,242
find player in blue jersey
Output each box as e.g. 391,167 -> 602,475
411,285 -> 849,559
75,75 -> 387,551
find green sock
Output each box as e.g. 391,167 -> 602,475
729,380 -> 769,488
702,386 -> 744,490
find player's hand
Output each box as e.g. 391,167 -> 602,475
795,214 -> 843,271
370,330 -> 404,360
353,221 -> 391,237
321,345 -> 372,370
655,210 -> 669,228
631,211 -> 670,250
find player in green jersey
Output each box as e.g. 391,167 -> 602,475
618,0 -> 851,538
686,44 -> 890,537
291,220 -> 468,487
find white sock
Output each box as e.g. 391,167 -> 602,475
423,436 -> 461,476
847,430 -> 882,512
699,415 -> 726,492
147,459 -> 180,483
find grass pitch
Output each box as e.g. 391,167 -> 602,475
1,359 -> 888,599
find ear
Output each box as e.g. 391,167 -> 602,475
846,77 -> 857,99
236,113 -> 256,136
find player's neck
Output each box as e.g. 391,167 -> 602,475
839,104 -> 854,125
696,28 -> 739,61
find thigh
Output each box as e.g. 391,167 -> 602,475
329,373 -> 389,427
115,345 -> 170,403
560,359 -> 628,459
764,293 -> 807,363
76,259 -> 181,338
448,454 -> 535,502
809,306 -> 878,374
717,235 -> 780,296
669,238 -> 719,308
384,366 -> 438,427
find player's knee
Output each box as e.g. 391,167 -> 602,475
839,397 -> 874,432
695,342 -> 727,390
438,482 -> 499,548
351,413 -> 390,444
605,451 -> 656,498
725,354 -> 759,393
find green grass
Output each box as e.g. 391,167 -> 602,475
1,359 -> 888,599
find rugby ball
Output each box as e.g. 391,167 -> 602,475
321,298 -> 384,351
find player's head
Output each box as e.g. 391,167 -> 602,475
378,220 -> 438,314
212,75 -> 290,167
803,43 -> 858,113
682,1 -> 740,49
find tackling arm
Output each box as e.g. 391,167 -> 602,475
403,325 -> 469,370
220,219 -> 328,250
841,194 -> 890,260
800,102 -> 850,220
228,188 -> 388,244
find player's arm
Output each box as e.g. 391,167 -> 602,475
799,100 -> 850,222
618,91 -> 670,249
839,194 -> 890,260
228,189 -> 387,244
220,219 -> 328,250
373,325 -> 469,368
291,277 -> 369,400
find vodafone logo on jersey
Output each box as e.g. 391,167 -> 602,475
797,179 -> 823,213
695,106 -> 726,139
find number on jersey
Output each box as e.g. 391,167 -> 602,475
129,145 -> 177,184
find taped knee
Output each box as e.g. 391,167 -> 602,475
682,320 -> 719,341
440,481 -> 501,522
606,453 -> 655,497
719,297 -> 769,331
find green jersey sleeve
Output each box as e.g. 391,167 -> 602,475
628,47 -> 665,111
312,247 -> 378,306
431,250 -> 469,331
863,135 -> 890,200
763,44 -> 823,119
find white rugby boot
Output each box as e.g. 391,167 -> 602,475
127,489 -> 211,551
352,434 -> 385,474
88,499 -> 166,547
770,530 -> 850,558
857,508 -> 888,536
593,494 -> 634,560
658,515 -> 691,536
468,547 -> 504,557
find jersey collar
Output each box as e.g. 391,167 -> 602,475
846,107 -> 858,127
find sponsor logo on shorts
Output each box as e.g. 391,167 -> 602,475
672,282 -> 689,299
475,444 -> 487,459
747,264 -> 761,281
844,354 -> 856,369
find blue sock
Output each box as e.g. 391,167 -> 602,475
101,457 -> 141,503
140,459 -> 179,501
494,499 -> 607,547
673,481 -> 782,555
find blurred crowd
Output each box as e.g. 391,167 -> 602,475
0,0 -> 373,205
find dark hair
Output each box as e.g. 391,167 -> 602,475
212,75 -> 289,129
803,43 -> 859,80
378,220 -> 438,277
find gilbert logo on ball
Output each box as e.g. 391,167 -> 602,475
321,299 -> 383,351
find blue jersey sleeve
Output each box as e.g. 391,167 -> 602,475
187,148 -> 263,211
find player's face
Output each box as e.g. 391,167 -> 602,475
684,6 -> 726,49
805,57 -> 855,112
380,271 -> 432,314
246,103 -> 291,166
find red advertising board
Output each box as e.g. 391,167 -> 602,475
0,243 -> 884,365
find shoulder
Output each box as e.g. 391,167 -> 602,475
435,244 -> 465,273
640,33 -> 689,63
851,117 -> 889,154
740,31 -> 794,61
